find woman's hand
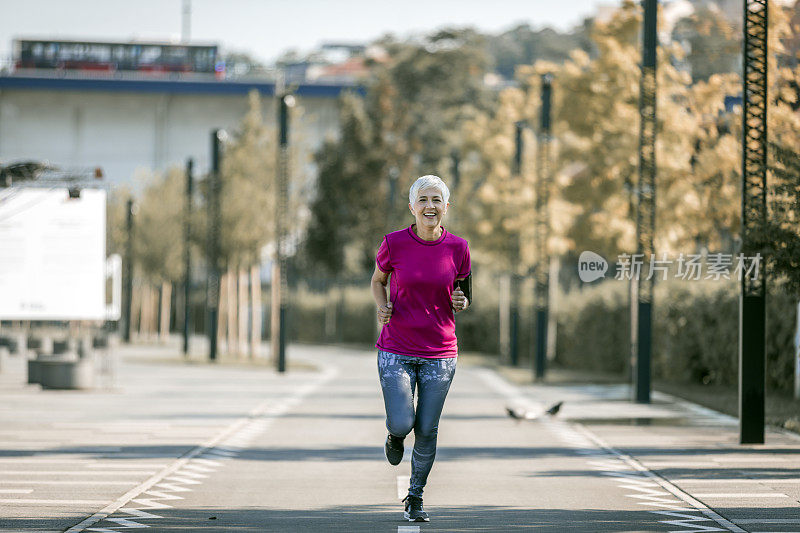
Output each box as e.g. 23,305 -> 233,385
377,302 -> 393,324
452,287 -> 469,313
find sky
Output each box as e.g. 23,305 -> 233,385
0,0 -> 611,65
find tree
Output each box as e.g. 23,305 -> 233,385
303,29 -> 492,275
672,6 -> 741,83
217,90 -> 276,270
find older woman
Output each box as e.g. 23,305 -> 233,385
370,174 -> 471,522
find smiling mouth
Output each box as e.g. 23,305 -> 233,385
423,213 -> 436,218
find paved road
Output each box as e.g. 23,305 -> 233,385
0,342 -> 798,532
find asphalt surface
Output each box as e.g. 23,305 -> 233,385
0,341 -> 799,532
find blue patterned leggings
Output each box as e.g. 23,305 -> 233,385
377,350 -> 457,498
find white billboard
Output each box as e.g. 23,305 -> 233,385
0,188 -> 107,320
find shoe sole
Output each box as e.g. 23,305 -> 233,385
404,511 -> 430,522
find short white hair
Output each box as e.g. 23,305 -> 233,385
408,175 -> 450,206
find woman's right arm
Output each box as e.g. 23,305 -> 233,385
371,265 -> 393,324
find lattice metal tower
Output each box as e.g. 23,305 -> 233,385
739,0 -> 768,445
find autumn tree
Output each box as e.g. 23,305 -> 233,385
303,29 -> 492,275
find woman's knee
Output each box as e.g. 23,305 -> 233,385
387,415 -> 415,437
414,423 -> 438,441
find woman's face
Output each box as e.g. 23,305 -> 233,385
409,186 -> 448,230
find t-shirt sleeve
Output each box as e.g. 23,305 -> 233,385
456,242 -> 471,279
376,236 -> 393,273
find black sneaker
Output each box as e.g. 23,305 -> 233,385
384,434 -> 404,466
402,494 -> 429,522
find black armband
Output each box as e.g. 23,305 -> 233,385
454,273 -> 472,306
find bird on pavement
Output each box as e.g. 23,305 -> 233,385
505,401 -> 563,421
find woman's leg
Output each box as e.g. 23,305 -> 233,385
377,351 -> 416,438
408,357 -> 457,497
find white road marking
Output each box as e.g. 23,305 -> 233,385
0,489 -> 34,493
118,508 -> 162,519
676,478 -> 800,484
0,498 -> 110,505
0,480 -> 137,485
65,366 -> 338,533
163,476 -> 202,485
474,369 -> 748,533
0,470 -> 155,476
396,475 -> 410,499
397,527 -> 420,533
104,517 -> 152,528
692,493 -> 790,498
86,463 -> 167,469
191,458 -> 222,467
572,424 -> 747,532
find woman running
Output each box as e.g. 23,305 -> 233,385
370,174 -> 471,522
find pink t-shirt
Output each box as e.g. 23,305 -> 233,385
375,225 -> 471,358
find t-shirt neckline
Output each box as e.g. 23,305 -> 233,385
407,224 -> 447,245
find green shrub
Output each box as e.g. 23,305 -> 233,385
554,279 -> 798,394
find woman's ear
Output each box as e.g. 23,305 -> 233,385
408,203 -> 414,215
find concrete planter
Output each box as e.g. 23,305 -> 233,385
27,358 -> 41,384
39,357 -> 94,390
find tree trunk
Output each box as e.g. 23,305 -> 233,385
499,274 -> 511,364
130,281 -> 141,340
325,281 -> 336,342
546,257 -> 559,361
160,281 -> 172,343
250,265 -> 261,359
227,269 -> 238,356
238,268 -> 248,357
270,262 -> 280,364
150,285 -> 159,340
218,271 -> 228,353
138,283 -> 149,339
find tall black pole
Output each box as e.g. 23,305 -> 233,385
632,0 -> 657,404
207,131 -> 222,362
739,0 -> 768,445
122,198 -> 135,343
183,158 -> 194,357
510,121 -> 525,367
273,93 -> 291,373
535,74 -> 553,381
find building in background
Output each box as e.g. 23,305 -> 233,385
0,38 -> 365,190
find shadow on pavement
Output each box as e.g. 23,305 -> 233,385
11,504 -> 796,532
2,442 -> 799,461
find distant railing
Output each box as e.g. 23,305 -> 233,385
0,59 -> 364,87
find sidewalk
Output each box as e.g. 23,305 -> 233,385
0,342 -> 797,532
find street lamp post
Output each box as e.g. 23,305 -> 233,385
632,0 -> 658,404
739,0 -> 768,445
207,130 -> 223,362
122,198 -> 135,343
535,74 -> 553,381
183,158 -> 194,357
509,121 -> 525,367
272,91 -> 294,373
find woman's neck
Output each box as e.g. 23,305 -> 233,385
413,223 -> 443,241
